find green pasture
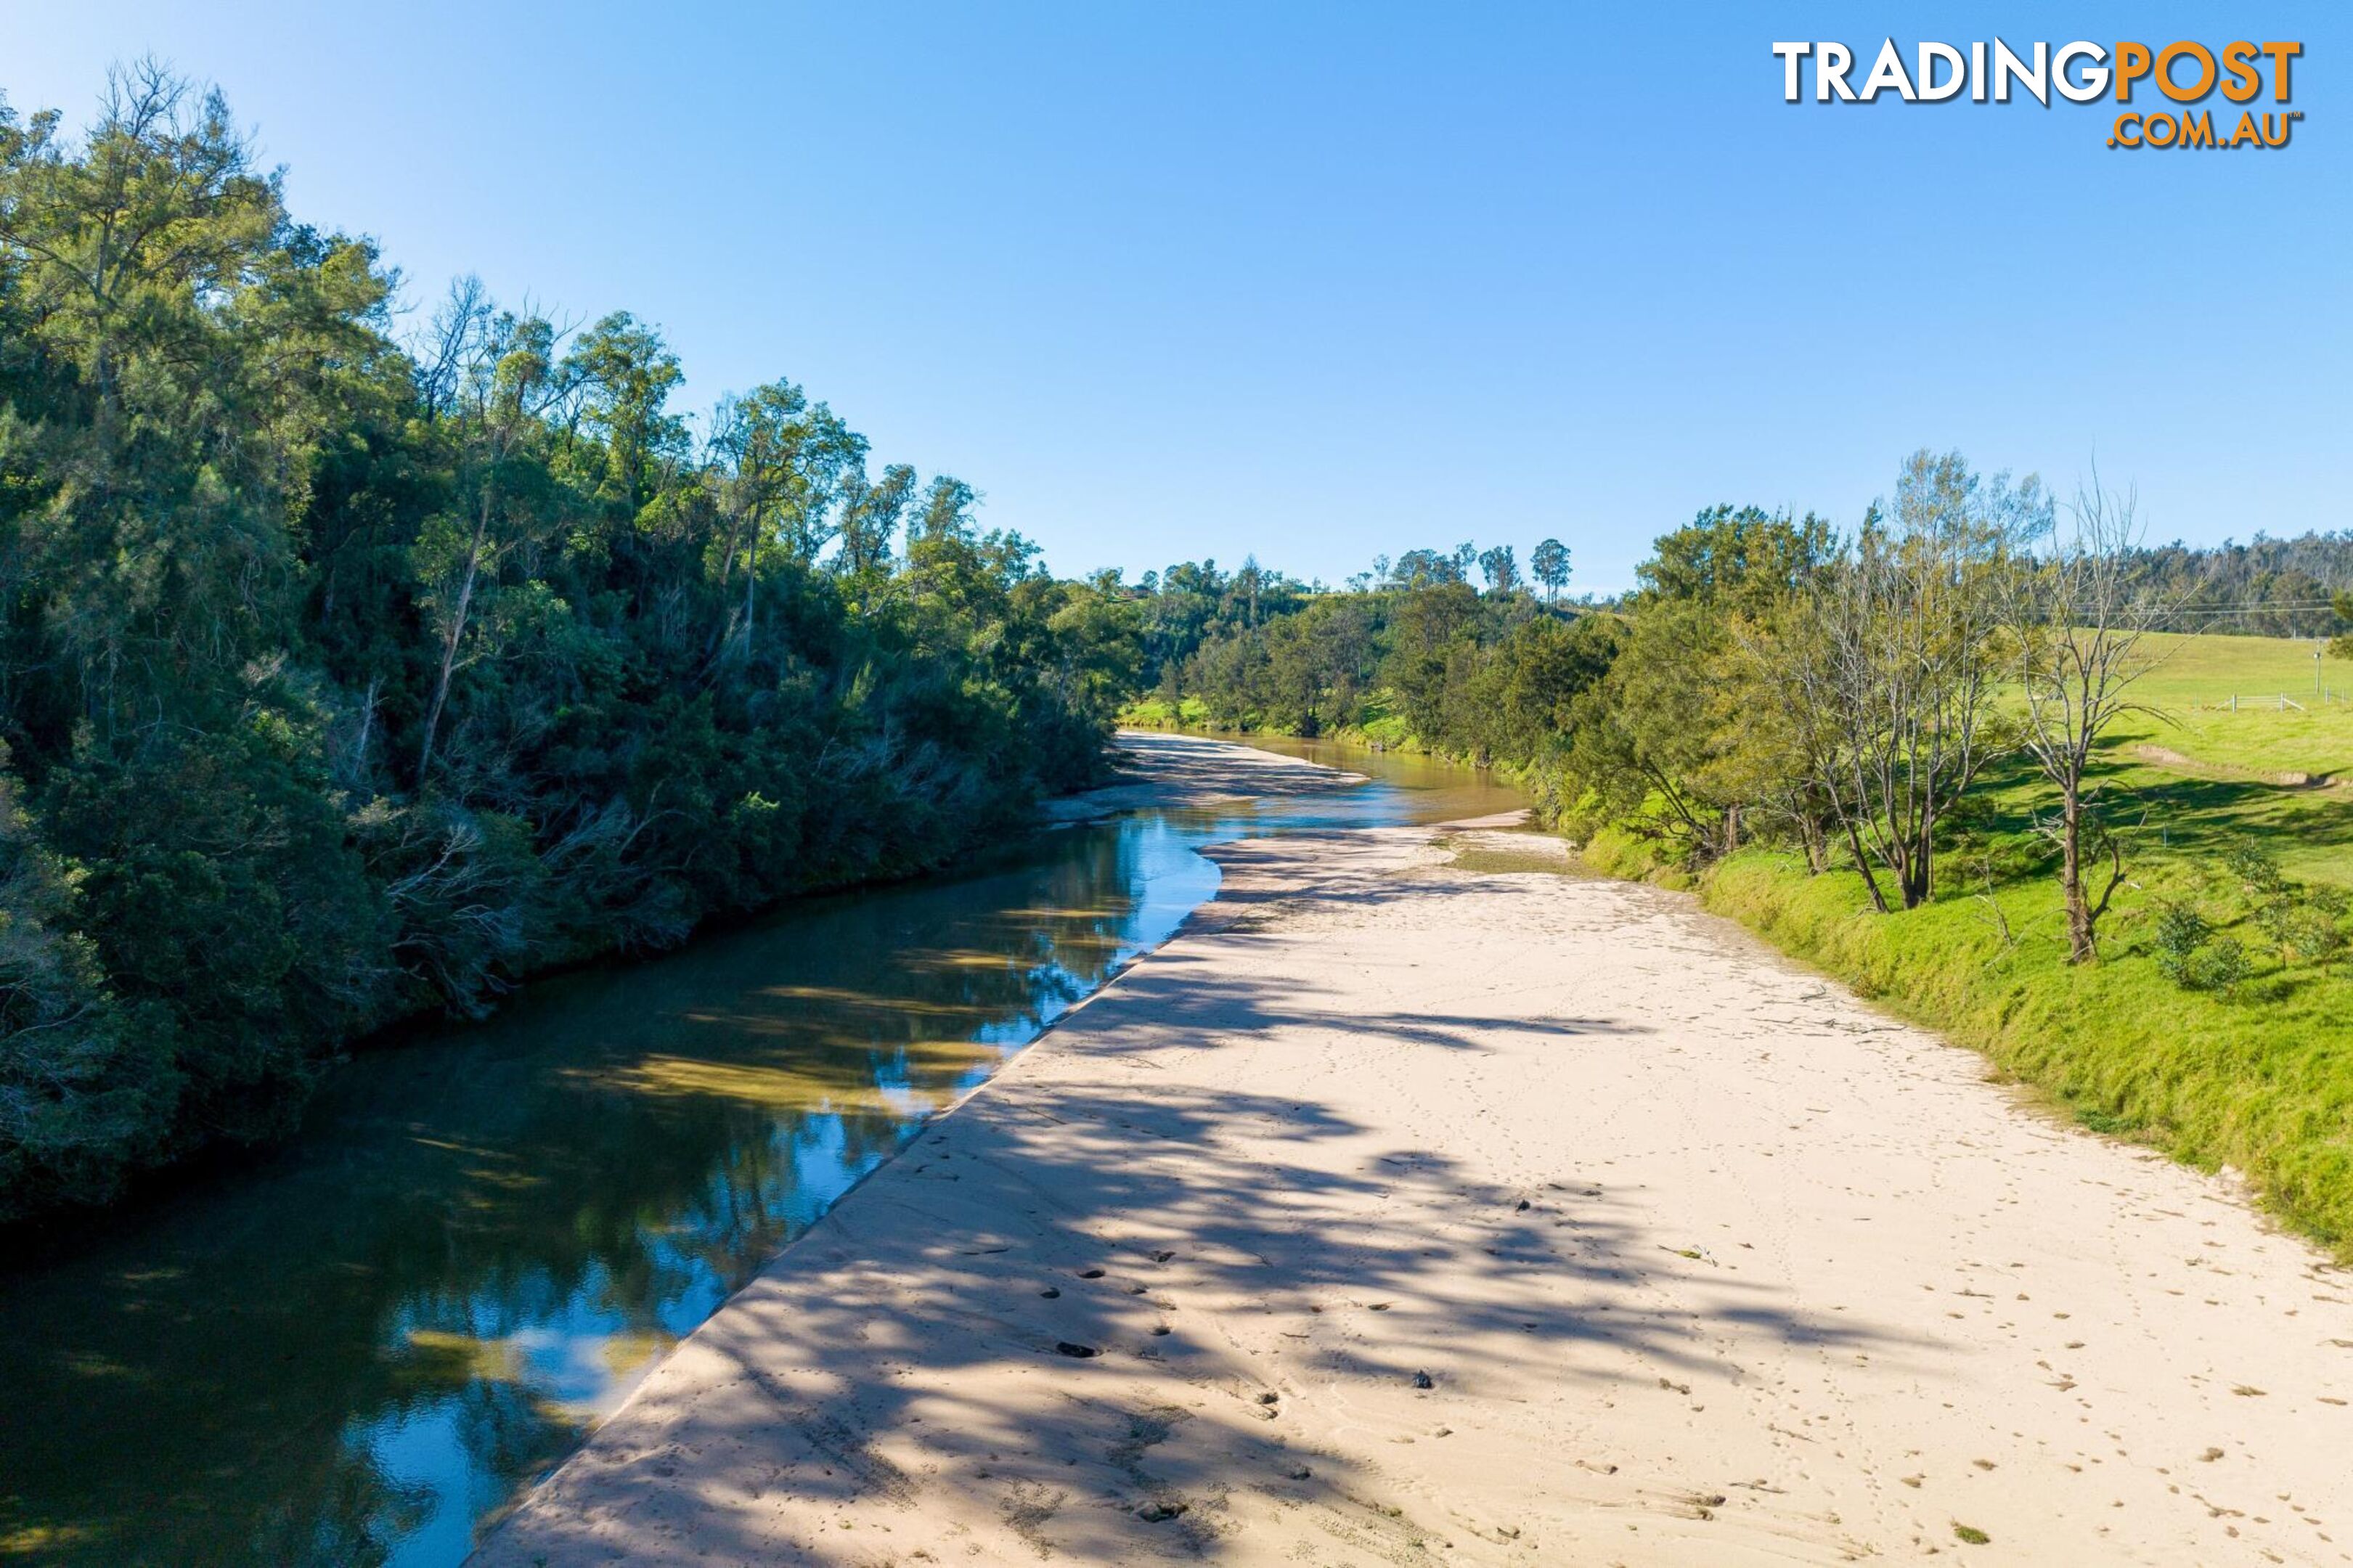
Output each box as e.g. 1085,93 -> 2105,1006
2116,631 -> 2351,780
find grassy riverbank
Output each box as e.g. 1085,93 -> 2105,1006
1654,845 -> 2353,1256
1122,692 -> 1443,756
1588,631 -> 2353,1257
1140,629 -> 2353,1258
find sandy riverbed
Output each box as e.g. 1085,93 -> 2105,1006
474,738 -> 2353,1567
1037,729 -> 1366,822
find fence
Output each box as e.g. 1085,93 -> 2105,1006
2208,691 -> 2348,711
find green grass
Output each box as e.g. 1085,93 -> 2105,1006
1116,689 -> 1426,754
1117,695 -> 1213,729
1696,846 -> 2353,1256
1334,690 -> 1414,751
2116,632 -> 2352,780
1576,632 -> 2353,1257
2083,634 -> 2351,890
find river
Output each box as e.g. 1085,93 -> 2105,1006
0,738 -> 1516,1567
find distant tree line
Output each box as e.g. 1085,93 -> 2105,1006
0,70 -> 1141,1222
2121,532 -> 2352,637
1131,534 -> 1596,749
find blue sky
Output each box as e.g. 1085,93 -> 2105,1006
5,4 -> 2344,592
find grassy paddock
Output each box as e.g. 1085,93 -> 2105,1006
1115,691 -> 1425,754
2117,632 -> 2352,780
1116,695 -> 1211,730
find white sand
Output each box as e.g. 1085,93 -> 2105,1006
473,745 -> 2353,1567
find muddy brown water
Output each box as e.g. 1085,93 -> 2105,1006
0,740 -> 1516,1567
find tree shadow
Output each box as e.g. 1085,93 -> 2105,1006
472,966 -> 1925,1566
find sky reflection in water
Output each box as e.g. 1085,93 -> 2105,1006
0,742 -> 1517,1567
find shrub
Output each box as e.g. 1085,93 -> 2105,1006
2150,902 -> 2256,993
2186,936 -> 2254,994
2151,901 -> 2214,987
2258,894 -> 2346,965
2220,839 -> 2286,899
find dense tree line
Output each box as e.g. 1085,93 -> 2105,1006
2124,531 -> 2352,637
0,71 -> 1140,1222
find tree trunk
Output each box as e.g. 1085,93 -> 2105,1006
1843,815 -> 1891,915
2061,787 -> 2093,963
1799,813 -> 1828,875
417,507 -> 489,784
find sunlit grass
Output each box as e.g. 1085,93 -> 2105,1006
1578,634 -> 2353,1257
1701,850 -> 2353,1257
2118,632 -> 2352,778
1117,695 -> 1212,728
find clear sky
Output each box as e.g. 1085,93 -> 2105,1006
5,4 -> 2345,592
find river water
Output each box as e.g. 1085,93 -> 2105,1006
0,739 -> 1516,1567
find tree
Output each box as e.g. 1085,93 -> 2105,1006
0,68 -> 1151,1223
0,756 -> 164,1220
0,63 -> 388,738
1638,504 -> 1829,612
836,462 -> 917,581
1798,453 -> 2039,912
1478,544 -> 1520,597
1382,581 -> 1482,743
1562,597 -> 1743,855
1460,613 -> 1615,767
2005,475 -> 2172,962
1559,505 -> 1832,863
1391,547 -> 1462,589
414,307 -> 580,782
706,377 -> 864,661
1532,538 -> 1571,604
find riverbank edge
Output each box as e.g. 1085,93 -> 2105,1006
446,732 -> 1385,1549
1122,719 -> 2353,1261
1575,824 -> 2353,1262
466,812 -> 1575,1567
0,732 -> 1302,1257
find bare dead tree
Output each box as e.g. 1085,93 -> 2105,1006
409,273 -> 490,423
2005,472 -> 2180,962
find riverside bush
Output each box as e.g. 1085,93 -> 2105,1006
0,73 -> 1144,1222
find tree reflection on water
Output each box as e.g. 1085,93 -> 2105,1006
0,748 -> 1516,1567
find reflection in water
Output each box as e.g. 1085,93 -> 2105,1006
0,743 -> 1517,1567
